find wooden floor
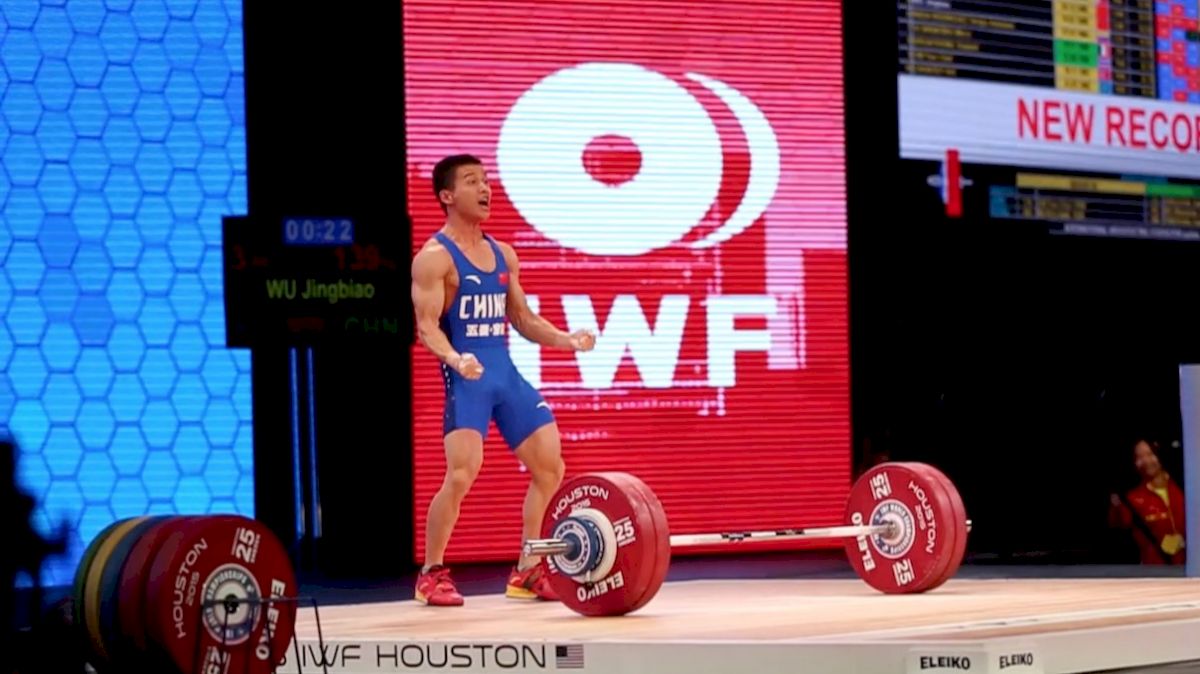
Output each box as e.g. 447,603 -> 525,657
294,577 -> 1200,643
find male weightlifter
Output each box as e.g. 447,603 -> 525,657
410,154 -> 597,606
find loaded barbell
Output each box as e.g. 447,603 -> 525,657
523,462 -> 971,617
70,514 -> 298,674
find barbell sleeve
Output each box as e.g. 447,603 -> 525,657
524,539 -> 575,557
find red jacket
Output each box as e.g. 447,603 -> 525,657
1111,479 -> 1187,565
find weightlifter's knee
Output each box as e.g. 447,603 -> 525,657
441,429 -> 483,502
515,423 -> 564,487
442,467 -> 478,503
532,455 -> 565,488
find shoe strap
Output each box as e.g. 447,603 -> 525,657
434,569 -> 457,591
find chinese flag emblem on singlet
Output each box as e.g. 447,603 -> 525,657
498,272 -> 509,286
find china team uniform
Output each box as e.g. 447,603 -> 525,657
435,232 -> 555,449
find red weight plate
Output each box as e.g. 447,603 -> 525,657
607,472 -> 671,614
894,462 -> 959,593
116,516 -> 191,666
97,516 -> 170,669
912,463 -> 969,590
143,517 -> 227,659
144,516 -> 299,674
623,474 -> 671,614
541,472 -> 659,616
844,462 -> 958,594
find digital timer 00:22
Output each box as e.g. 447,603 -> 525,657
283,218 -> 354,246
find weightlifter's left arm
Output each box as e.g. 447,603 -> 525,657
498,241 -> 595,352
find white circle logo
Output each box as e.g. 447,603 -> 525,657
497,62 -> 780,257
201,563 -> 262,645
870,500 -> 915,560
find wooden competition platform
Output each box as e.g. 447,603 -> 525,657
276,577 -> 1200,674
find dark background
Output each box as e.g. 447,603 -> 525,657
233,1 -> 1199,578
848,6 -> 1198,562
240,1 -> 412,579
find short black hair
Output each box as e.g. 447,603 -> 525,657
432,154 -> 483,213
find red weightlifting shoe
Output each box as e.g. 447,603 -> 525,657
505,563 -> 560,601
415,565 -> 464,606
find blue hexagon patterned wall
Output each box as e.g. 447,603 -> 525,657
2,0 -> 252,587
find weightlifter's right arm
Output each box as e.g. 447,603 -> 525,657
411,249 -> 482,379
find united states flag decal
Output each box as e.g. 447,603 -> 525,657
555,644 -> 584,669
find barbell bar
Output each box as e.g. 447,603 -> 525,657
526,518 -> 974,557
525,522 -> 903,557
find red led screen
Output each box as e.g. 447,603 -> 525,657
404,0 -> 849,563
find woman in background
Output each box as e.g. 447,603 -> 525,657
1109,438 -> 1186,565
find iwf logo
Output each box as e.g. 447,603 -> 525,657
497,62 -> 781,256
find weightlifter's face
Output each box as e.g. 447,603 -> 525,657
443,164 -> 492,223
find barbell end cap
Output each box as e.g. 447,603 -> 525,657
965,519 -> 973,533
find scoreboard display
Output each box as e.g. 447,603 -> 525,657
898,0 -> 1200,239
222,214 -> 407,346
